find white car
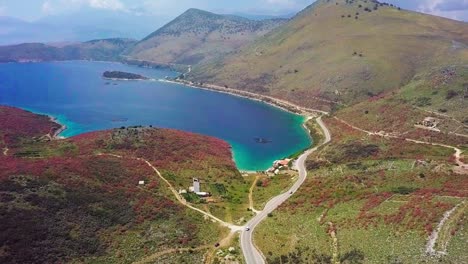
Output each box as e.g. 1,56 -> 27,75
245,226 -> 250,231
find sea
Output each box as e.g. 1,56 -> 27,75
0,61 -> 312,171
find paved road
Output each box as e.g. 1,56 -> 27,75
240,116 -> 331,264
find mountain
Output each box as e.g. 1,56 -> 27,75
0,38 -> 137,62
189,0 -> 468,111
0,106 -> 244,263
126,8 -> 287,66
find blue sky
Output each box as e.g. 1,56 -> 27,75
1,0 -> 467,22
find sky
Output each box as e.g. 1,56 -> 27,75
0,0 -> 467,22
0,0 -> 466,44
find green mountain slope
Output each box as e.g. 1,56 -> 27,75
189,0 -> 468,111
126,8 -> 286,66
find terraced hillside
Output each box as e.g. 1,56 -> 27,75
126,8 -> 286,66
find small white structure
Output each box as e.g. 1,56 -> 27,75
179,189 -> 187,194
193,178 -> 201,193
196,192 -> 211,197
422,117 -> 439,128
138,181 -> 145,185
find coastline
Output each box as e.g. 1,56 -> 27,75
19,107 -> 69,139
162,78 -> 328,116
103,77 -> 155,81
160,77 -> 329,171
49,116 -> 67,139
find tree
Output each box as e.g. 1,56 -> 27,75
446,90 -> 459,100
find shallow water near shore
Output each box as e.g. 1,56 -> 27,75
0,61 -> 312,171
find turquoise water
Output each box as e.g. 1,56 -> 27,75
0,61 -> 311,171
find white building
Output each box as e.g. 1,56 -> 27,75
193,178 -> 201,193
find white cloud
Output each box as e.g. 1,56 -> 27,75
418,0 -> 468,20
42,0 -> 126,15
88,0 -> 125,11
42,1 -> 54,14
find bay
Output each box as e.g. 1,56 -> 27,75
0,61 -> 312,171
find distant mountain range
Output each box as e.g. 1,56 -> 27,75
125,8 -> 287,66
0,38 -> 136,62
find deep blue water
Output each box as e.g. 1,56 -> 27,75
0,61 -> 311,171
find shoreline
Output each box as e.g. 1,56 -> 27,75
48,116 -> 67,139
162,78 -> 328,117
103,77 -> 155,81
162,79 -> 330,172
11,106 -> 70,140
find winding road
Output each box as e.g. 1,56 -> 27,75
240,116 -> 332,264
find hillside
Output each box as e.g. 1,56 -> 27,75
189,0 -> 468,112
0,38 -> 136,62
126,8 -> 286,66
0,106 -> 246,263
254,116 -> 468,263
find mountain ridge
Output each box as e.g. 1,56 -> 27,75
126,8 -> 287,66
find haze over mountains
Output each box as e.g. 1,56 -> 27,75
0,38 -> 136,62
0,9 -> 167,45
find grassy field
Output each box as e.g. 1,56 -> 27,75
165,168 -> 253,223
252,173 -> 297,210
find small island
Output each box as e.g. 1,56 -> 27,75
103,71 -> 149,80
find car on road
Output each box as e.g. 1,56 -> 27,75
245,226 -> 250,231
